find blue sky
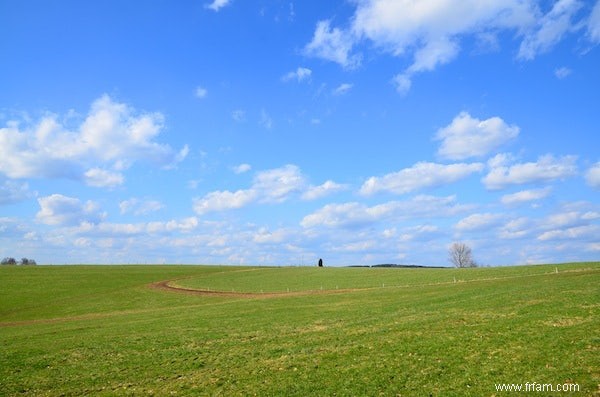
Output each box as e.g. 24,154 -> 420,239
1,0 -> 599,266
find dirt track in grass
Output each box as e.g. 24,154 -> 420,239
149,279 -> 359,298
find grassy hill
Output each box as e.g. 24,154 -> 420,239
1,263 -> 598,395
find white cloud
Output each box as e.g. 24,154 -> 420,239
260,109 -> 273,129
193,164 -> 308,215
72,217 -> 199,237
332,83 -> 353,96
232,110 -> 246,122
360,161 -> 484,196
301,195 -> 470,229
351,0 -> 535,53
146,217 -> 199,234
554,66 -> 572,78
382,227 -> 397,238
205,0 -> 232,12
36,194 -> 104,226
84,168 -> 124,188
0,95 -> 187,186
589,0 -> 600,42
282,67 -> 312,82
455,213 -> 503,232
253,227 -> 289,244
501,187 -> 552,205
193,189 -> 257,215
483,154 -> 578,190
392,73 -> 412,95
538,225 -> 599,241
518,0 -> 584,60
499,217 -> 532,239
436,112 -> 520,160
252,164 -> 306,203
305,0 -> 596,93
398,225 -> 440,242
585,162 -> 600,188
302,180 -> 347,200
0,180 -> 31,205
544,210 -> 598,229
487,152 -> 515,169
408,36 -> 460,74
392,36 -> 460,94
232,163 -> 252,174
169,145 -> 190,169
586,242 -> 600,251
195,86 -> 208,99
0,217 -> 25,237
119,198 -> 164,216
303,20 -> 360,69
350,0 -> 538,92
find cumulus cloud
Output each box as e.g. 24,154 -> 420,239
332,83 -> 353,96
499,217 -> 533,239
193,165 -> 309,214
0,95 -> 187,187
323,0 -> 538,91
232,163 -> 252,174
305,0 -> 596,93
72,217 -> 199,237
252,164 -> 306,203
195,86 -> 208,98
436,112 -> 520,160
360,161 -> 484,196
84,168 -> 124,188
589,0 -> 600,42
538,225 -> 599,241
36,194 -> 104,226
585,162 -> 600,188
398,225 -> 441,242
205,0 -> 232,12
303,20 -> 360,69
544,209 -> 600,229
193,165 -> 347,215
193,189 -> 258,215
483,154 -> 578,190
455,213 -> 504,232
392,74 -> 412,95
260,109 -> 273,129
554,66 -> 572,78
302,180 -> 347,200
501,187 -> 552,205
253,227 -> 289,244
231,109 -> 246,122
119,198 -> 164,216
301,195 -> 470,229
518,0 -> 584,60
282,67 -> 312,82
0,180 -> 32,205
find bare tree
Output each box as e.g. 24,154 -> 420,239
449,243 -> 477,268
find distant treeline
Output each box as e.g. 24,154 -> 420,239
1,257 -> 37,265
348,264 -> 447,269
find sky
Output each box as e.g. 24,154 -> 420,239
1,0 -> 599,266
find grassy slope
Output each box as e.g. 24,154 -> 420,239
0,263 -> 598,396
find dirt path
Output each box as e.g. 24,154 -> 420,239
149,267 -> 599,299
149,280 -> 357,298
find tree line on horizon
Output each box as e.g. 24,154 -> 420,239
1,257 -> 37,265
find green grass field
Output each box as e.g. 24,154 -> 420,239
1,263 -> 598,396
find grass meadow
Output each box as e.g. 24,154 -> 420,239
1,263 -> 598,396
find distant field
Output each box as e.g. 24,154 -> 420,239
1,263 -> 598,396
